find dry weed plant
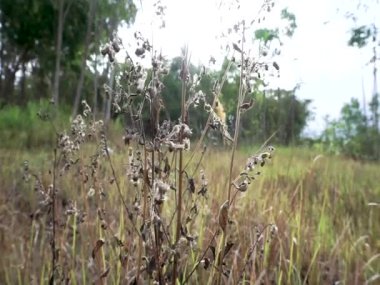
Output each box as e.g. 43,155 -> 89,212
20,0 -> 286,284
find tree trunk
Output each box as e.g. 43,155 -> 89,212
52,0 -> 64,106
72,0 -> 96,118
3,66 -> 17,104
19,62 -> 27,104
372,50 -> 378,133
93,4 -> 99,119
0,26 -> 3,103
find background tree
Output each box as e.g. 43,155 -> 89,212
0,0 -> 136,109
320,0 -> 380,160
321,98 -> 380,160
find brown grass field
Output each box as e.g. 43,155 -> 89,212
0,144 -> 379,284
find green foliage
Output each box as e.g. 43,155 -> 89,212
281,8 -> 297,37
221,79 -> 311,145
161,57 -> 215,135
321,97 -> 380,160
255,28 -> 279,44
158,56 -> 311,145
0,0 -> 136,104
0,102 -> 69,149
0,0 -> 88,73
254,8 -> 296,44
0,0 -> 55,51
348,25 -> 374,48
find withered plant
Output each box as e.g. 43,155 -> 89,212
22,1 -> 285,284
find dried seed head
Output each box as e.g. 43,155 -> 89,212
214,99 -> 226,124
273,61 -> 280,71
237,179 -> 249,192
232,42 -> 243,53
112,38 -> 122,53
101,221 -> 108,230
108,49 -> 115,62
81,100 -> 91,117
187,178 -> 195,194
201,257 -> 211,269
183,138 -> 191,151
135,47 -> 145,57
182,124 -> 193,138
101,43 -> 110,56
87,187 -> 95,198
270,224 -> 278,238
239,98 -> 255,113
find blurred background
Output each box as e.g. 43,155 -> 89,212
0,0 -> 379,160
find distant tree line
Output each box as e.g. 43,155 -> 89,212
321,96 -> 380,160
0,0 -> 136,118
321,6 -> 380,161
154,57 -> 312,146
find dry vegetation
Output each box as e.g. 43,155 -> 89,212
0,1 -> 379,284
0,146 -> 379,284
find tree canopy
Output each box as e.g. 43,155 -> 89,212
0,0 -> 136,106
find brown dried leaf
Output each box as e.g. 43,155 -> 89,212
201,257 -> 211,269
239,99 -> 255,113
92,239 -> 105,259
113,236 -> 124,247
210,245 -> 216,260
223,241 -> 234,258
99,267 -> 110,279
273,61 -> 280,71
101,44 -> 110,56
233,43 -> 243,53
218,200 -> 229,233
135,47 -> 145,57
94,267 -> 110,283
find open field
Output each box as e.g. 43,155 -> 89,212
1,0 -> 380,284
0,145 -> 379,284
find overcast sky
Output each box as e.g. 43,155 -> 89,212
120,0 -> 379,135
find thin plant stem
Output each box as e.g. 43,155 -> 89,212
50,148 -> 57,284
152,147 -> 164,284
182,230 -> 218,284
228,30 -> 245,202
103,135 -> 142,239
237,224 -> 273,281
136,146 -> 149,285
172,47 -> 188,285
216,24 -> 246,285
191,145 -> 207,178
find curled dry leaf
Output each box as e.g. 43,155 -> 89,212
218,200 -> 229,233
239,99 -> 255,113
100,267 -> 110,278
273,61 -> 280,71
95,267 -> 110,283
201,257 -> 211,270
223,241 -> 234,258
232,43 -> 243,54
92,239 -> 105,259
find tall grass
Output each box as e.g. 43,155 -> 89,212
0,147 -> 379,284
